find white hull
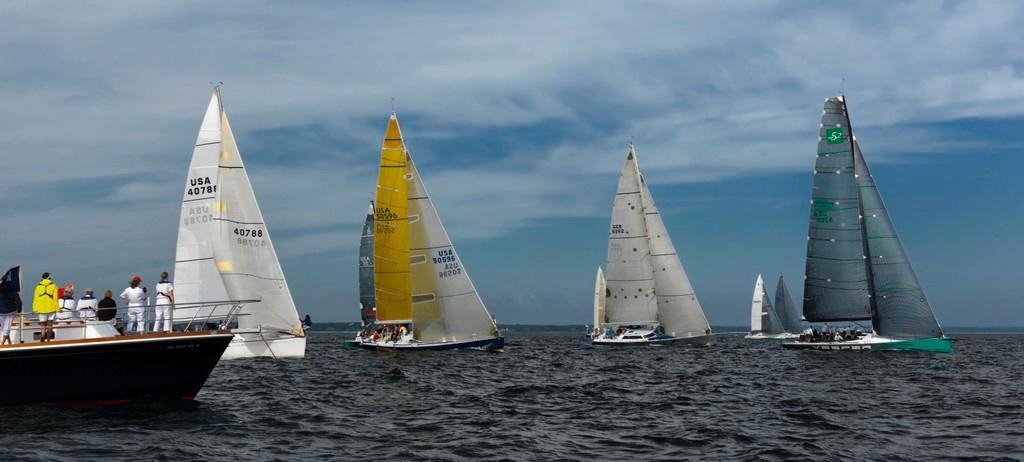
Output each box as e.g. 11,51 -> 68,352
745,332 -> 800,340
220,332 -> 306,359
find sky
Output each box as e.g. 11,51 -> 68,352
1,0 -> 1022,327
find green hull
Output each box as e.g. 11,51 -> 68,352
342,339 -> 361,348
873,337 -> 953,353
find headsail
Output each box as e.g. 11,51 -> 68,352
640,173 -> 710,338
174,90 -> 302,333
603,146 -> 658,326
802,96 -> 872,322
853,140 -> 943,339
358,201 -> 376,324
406,154 -> 498,342
773,273 -> 801,333
593,267 -> 606,328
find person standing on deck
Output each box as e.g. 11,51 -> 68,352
120,276 -> 147,334
32,273 -> 59,342
153,272 -> 174,333
0,267 -> 22,345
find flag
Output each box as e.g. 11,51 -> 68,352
0,266 -> 23,313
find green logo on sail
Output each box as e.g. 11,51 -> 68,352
812,200 -> 835,223
825,127 -> 844,145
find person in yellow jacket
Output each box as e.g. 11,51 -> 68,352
33,272 -> 59,342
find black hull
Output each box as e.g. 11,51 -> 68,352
0,332 -> 232,405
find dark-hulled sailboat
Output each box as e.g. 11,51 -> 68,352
783,96 -> 951,352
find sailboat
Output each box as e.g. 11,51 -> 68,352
745,274 -> 797,339
773,273 -> 802,334
345,201 -> 377,347
359,113 -> 504,351
173,88 -> 306,359
782,96 -> 951,352
590,144 -> 712,345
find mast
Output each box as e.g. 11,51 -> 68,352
841,96 -> 881,331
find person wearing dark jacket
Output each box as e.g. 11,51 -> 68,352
97,290 -> 117,321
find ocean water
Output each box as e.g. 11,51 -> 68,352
2,331 -> 1022,461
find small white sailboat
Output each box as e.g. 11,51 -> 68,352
783,96 -> 951,352
173,88 -> 306,359
590,144 -> 712,346
745,274 -> 798,340
359,113 -> 503,351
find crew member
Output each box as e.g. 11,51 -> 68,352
153,272 -> 174,333
77,288 -> 98,320
57,286 -> 76,321
120,276 -> 148,334
32,273 -> 59,342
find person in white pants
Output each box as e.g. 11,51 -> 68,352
120,276 -> 148,334
153,272 -> 174,333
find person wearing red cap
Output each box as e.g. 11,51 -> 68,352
119,276 -> 148,334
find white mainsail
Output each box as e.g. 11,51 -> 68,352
173,90 -> 302,334
593,267 -> 606,328
406,154 -> 498,343
640,174 -> 711,338
750,274 -> 766,334
603,146 -> 658,325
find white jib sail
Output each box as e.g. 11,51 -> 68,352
640,174 -> 711,338
406,154 -> 498,343
593,266 -> 606,328
604,146 -> 658,325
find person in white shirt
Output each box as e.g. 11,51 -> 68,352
57,286 -> 77,321
153,272 -> 174,333
120,276 -> 148,334
77,288 -> 98,321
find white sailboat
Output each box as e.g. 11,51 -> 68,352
745,274 -> 797,339
173,89 -> 306,359
359,113 -> 503,351
590,144 -> 712,345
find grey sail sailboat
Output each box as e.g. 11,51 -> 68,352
783,96 -> 951,352
347,201 -> 377,347
773,273 -> 802,335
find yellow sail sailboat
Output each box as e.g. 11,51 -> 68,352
360,113 -> 504,351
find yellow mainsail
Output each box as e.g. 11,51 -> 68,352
373,114 -> 412,322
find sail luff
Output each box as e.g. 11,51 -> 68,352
603,146 -> 658,325
802,96 -> 873,322
639,174 -> 710,337
373,115 -> 412,323
853,140 -> 943,339
358,201 -> 376,324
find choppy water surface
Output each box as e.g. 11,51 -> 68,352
2,332 -> 1022,461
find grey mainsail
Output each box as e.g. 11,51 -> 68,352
853,140 -> 942,339
358,201 -> 376,325
802,96 -> 872,322
773,273 -> 801,333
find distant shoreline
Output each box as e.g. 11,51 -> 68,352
306,322 -> 1024,334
